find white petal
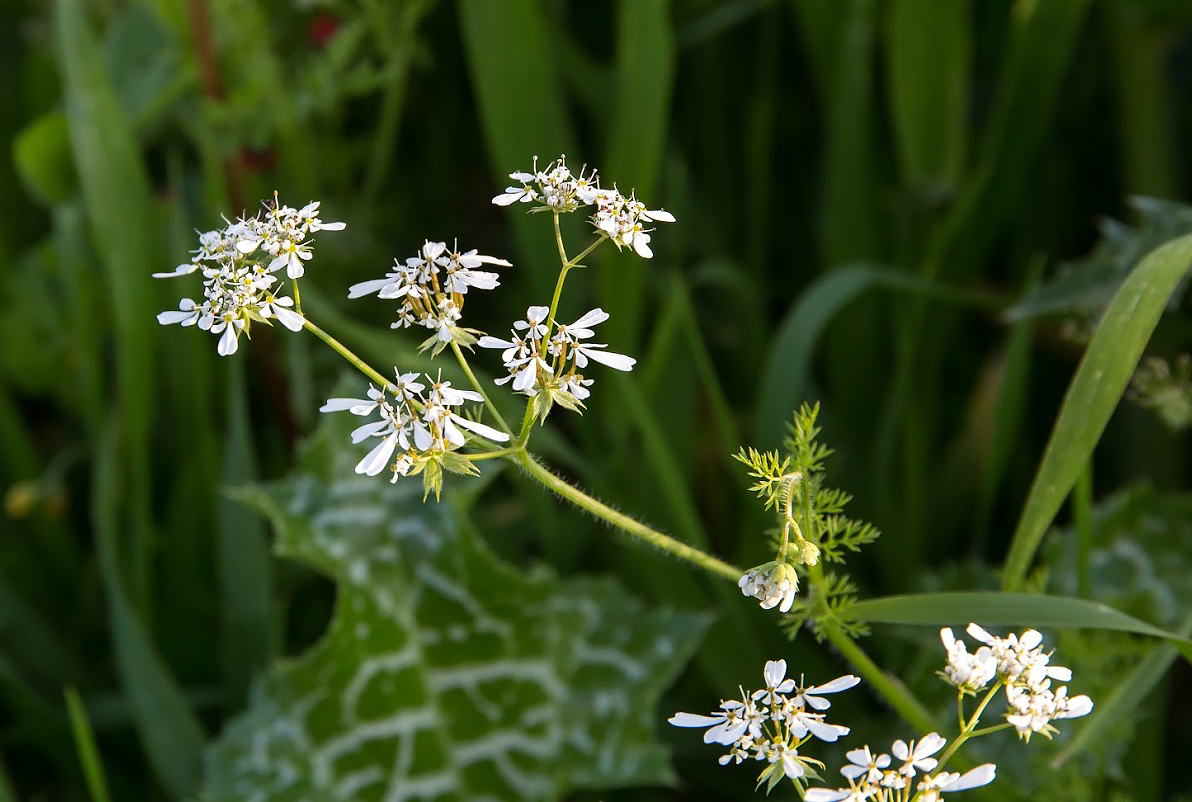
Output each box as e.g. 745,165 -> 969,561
347,277 -> 394,298
942,764 -> 997,791
645,208 -> 675,222
667,712 -> 722,728
582,347 -> 636,371
152,263 -> 200,278
763,659 -> 788,688
319,397 -> 371,413
355,436 -> 396,476
451,415 -> 510,442
217,325 -> 240,356
317,221 -> 346,231
809,675 -> 861,694
569,308 -> 610,329
272,304 -> 305,331
803,790 -> 851,802
157,309 -> 195,325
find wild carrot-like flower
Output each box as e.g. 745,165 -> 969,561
941,624 -> 1092,742
670,659 -> 858,794
738,560 -> 799,613
804,735 -> 995,802
491,154 -> 674,259
155,196 -> 344,355
320,372 -> 508,491
347,240 -> 509,355
478,306 -> 635,408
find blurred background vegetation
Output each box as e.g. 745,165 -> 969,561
4,0 -> 1192,799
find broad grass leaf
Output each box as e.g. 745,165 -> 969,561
1001,233 -> 1192,590
202,413 -> 709,801
852,592 -> 1192,650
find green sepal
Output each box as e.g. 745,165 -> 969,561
439,450 -> 480,477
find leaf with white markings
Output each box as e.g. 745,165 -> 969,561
200,412 -> 708,801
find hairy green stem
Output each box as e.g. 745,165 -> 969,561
302,319 -> 391,388
821,623 -> 938,735
514,451 -> 742,581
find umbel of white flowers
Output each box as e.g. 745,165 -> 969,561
492,154 -> 675,258
939,623 -> 1093,741
154,198 -> 344,356
669,659 -> 859,793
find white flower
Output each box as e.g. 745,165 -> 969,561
347,240 -> 508,344
939,627 -> 997,692
481,306 -> 634,404
668,697 -> 760,747
320,373 -> 508,482
738,561 -> 798,613
670,658 -> 856,789
492,155 -> 674,258
792,674 -> 861,711
891,732 -> 946,777
839,745 -> 890,785
156,196 -> 343,354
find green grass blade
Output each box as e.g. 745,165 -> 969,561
456,0 -> 576,287
600,0 -> 675,347
217,359 -> 274,706
64,688 -> 112,802
885,0 -> 969,195
853,592 -> 1192,648
55,0 -> 157,610
1001,234 -> 1192,590
0,756 -> 15,802
755,263 -> 995,446
820,0 -> 878,265
92,425 -> 205,798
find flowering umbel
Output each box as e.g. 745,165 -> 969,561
803,734 -> 996,802
478,306 -> 635,418
347,239 -> 510,355
669,659 -> 859,794
940,624 -> 1093,741
492,154 -> 675,258
154,197 -> 344,355
320,372 -> 509,500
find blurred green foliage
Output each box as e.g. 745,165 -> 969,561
4,0 -> 1192,799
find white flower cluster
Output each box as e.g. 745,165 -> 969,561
669,660 -> 859,790
154,198 -> 344,355
348,240 -> 510,352
738,560 -> 799,614
804,735 -> 996,802
491,154 -> 675,258
478,306 -> 635,403
940,623 -> 1093,741
320,373 -> 509,481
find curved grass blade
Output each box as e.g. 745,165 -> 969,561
853,592 -> 1192,651
1001,234 -> 1192,590
755,262 -> 995,446
64,688 -> 112,802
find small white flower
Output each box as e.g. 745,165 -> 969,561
891,732 -> 946,777
939,627 -> 997,692
839,745 -> 890,785
738,561 -> 798,613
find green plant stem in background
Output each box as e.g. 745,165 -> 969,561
64,688 -> 112,802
